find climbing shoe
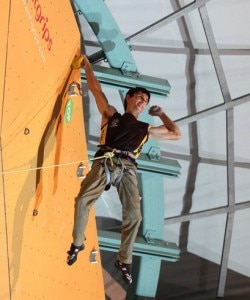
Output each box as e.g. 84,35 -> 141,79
67,243 -> 84,266
115,260 -> 132,285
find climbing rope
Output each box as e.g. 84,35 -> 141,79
0,150 -> 116,175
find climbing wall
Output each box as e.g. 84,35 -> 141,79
0,0 -> 104,299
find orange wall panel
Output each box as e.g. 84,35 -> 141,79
0,1 -> 105,299
0,1 -> 14,299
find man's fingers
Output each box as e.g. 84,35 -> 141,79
149,105 -> 161,114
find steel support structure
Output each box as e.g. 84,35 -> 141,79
74,0 -> 250,298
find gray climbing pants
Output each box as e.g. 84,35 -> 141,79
72,156 -> 142,264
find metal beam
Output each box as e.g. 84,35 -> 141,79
198,6 -> 236,297
98,230 -> 180,262
176,93 -> 250,127
217,213 -> 235,297
137,153 -> 181,177
87,149 -> 181,178
74,0 -> 136,70
199,5 -> 231,103
126,0 -> 212,44
216,100 -> 236,299
165,201 -> 250,224
226,109 -> 236,208
81,65 -> 171,98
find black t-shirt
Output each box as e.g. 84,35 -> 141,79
95,112 -> 149,158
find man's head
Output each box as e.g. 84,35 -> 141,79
124,87 -> 150,111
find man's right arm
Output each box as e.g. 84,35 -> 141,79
148,105 -> 181,140
82,55 -> 116,124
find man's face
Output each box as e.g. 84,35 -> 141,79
127,91 -> 149,114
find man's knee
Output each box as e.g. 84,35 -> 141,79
126,210 -> 142,227
74,196 -> 89,211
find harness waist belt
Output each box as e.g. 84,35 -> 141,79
100,147 -> 136,160
113,149 -> 136,160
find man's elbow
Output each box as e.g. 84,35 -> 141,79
161,131 -> 181,140
171,129 -> 181,140
175,131 -> 181,140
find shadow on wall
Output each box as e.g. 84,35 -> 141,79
12,69 -> 72,291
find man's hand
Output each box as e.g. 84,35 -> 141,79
71,55 -> 85,69
148,105 -> 164,117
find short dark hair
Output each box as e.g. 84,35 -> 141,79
124,87 -> 151,111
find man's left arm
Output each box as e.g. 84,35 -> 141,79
148,105 -> 181,140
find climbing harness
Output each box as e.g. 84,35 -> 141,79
99,148 -> 137,191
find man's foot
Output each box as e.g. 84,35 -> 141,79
115,260 -> 132,285
67,243 -> 84,266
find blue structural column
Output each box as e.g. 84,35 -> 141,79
133,110 -> 166,298
137,171 -> 165,297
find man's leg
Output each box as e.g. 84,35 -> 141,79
116,166 -> 142,283
67,161 -> 106,265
